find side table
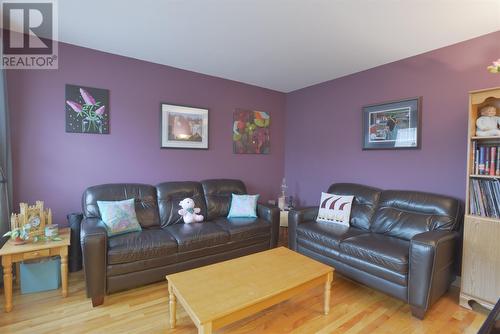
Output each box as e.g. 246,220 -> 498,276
279,210 -> 289,247
0,228 -> 70,312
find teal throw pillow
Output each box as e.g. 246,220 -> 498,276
227,194 -> 260,218
97,198 -> 142,237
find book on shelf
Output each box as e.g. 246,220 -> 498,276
469,178 -> 500,218
497,147 -> 500,175
489,146 -> 497,175
472,142 -> 500,176
473,141 -> 479,174
478,146 -> 485,174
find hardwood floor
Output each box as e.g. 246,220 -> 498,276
0,271 -> 486,334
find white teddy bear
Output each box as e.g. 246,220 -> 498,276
476,105 -> 500,137
178,198 -> 204,224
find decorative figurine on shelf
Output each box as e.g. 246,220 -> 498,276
178,198 -> 204,224
476,105 -> 500,137
278,178 -> 287,211
10,201 -> 52,242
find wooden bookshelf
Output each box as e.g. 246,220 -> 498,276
469,174 -> 500,179
464,214 -> 500,224
471,136 -> 500,140
461,87 -> 500,311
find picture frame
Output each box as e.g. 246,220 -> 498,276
160,103 -> 209,149
65,84 -> 110,134
362,97 -> 422,150
232,109 -> 270,154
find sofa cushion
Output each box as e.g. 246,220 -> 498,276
156,181 -> 207,227
97,199 -> 143,237
165,222 -> 230,252
227,194 -> 259,218
297,221 -> 368,250
316,192 -> 354,226
327,183 -> 381,230
83,183 -> 160,228
339,233 -> 409,274
369,190 -> 460,240
107,229 -> 177,265
201,179 -> 247,220
213,217 -> 270,242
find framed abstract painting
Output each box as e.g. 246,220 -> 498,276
65,84 -> 110,134
233,109 -> 270,154
160,103 -> 209,149
362,97 -> 421,150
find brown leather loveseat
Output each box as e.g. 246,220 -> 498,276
288,183 -> 461,319
80,179 -> 279,306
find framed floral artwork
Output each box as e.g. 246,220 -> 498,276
233,109 -> 270,154
65,84 -> 110,134
160,103 -> 209,149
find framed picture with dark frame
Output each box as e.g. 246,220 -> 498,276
362,97 -> 422,150
160,103 -> 209,149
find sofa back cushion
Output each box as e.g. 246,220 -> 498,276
82,183 -> 160,228
327,183 -> 381,230
156,181 -> 207,227
370,190 -> 460,240
201,179 -> 247,221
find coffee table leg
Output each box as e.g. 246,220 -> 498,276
199,323 -> 212,334
2,255 -> 13,312
324,271 -> 333,315
168,283 -> 176,328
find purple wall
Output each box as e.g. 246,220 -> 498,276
8,43 -> 286,224
9,31 -> 500,223
285,31 -> 500,206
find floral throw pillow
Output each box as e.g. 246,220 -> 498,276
227,194 -> 260,218
316,192 -> 354,227
97,199 -> 142,237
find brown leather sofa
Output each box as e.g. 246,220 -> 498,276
288,183 -> 461,319
80,179 -> 279,306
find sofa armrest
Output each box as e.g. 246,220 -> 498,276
257,203 -> 280,248
409,230 -> 458,318
288,207 -> 318,250
80,217 -> 108,306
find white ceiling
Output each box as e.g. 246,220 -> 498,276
54,0 -> 500,92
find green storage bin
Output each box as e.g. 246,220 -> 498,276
20,257 -> 61,294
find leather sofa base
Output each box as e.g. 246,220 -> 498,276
107,241 -> 270,294
297,237 -> 407,286
297,244 -> 408,302
107,234 -> 270,277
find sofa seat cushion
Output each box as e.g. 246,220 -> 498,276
165,222 -> 230,252
339,233 -> 409,275
108,229 -> 178,265
296,221 -> 368,250
214,217 -> 270,242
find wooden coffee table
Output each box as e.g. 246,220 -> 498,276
166,247 -> 334,334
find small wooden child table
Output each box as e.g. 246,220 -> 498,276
0,228 -> 70,312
